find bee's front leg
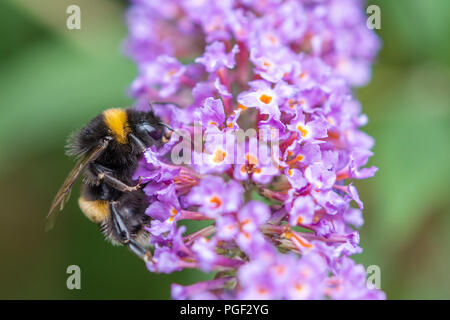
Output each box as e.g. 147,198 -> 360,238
127,239 -> 153,263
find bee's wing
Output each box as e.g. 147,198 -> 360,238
45,138 -> 110,231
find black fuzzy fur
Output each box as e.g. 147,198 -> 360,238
68,108 -> 163,243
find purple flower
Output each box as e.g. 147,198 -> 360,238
348,149 -> 378,179
326,257 -> 386,300
195,41 -> 239,73
250,47 -> 293,83
192,237 -> 218,272
149,226 -> 188,273
192,129 -> 236,174
235,201 -> 270,253
124,0 -> 383,300
195,97 -> 225,129
288,195 -> 316,226
238,80 -> 282,119
233,137 -> 279,184
285,252 -> 328,300
287,112 -> 329,143
187,176 -> 244,218
131,55 -> 186,98
305,162 -> 336,191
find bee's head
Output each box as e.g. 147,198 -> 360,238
67,108 -> 167,158
102,108 -> 165,151
127,109 -> 165,147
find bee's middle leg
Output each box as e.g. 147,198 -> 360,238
91,163 -> 142,192
110,201 -> 153,263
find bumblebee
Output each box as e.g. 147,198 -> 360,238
47,107 -> 169,262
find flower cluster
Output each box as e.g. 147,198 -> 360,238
125,0 -> 384,299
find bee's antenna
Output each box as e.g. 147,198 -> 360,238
159,122 -> 174,132
149,101 -> 178,133
148,102 -> 154,114
148,101 -> 175,133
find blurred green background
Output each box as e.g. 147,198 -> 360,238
0,0 -> 448,299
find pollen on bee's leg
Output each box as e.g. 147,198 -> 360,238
143,251 -> 154,264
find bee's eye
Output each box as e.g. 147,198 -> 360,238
137,123 -> 162,140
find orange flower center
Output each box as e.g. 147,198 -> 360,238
209,196 -> 222,208
168,207 -> 178,222
167,69 -> 177,77
258,287 -> 268,295
296,125 -> 309,138
259,94 -> 273,104
238,103 -> 247,110
212,149 -> 227,163
246,154 -> 259,165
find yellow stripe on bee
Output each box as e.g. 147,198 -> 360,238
103,108 -> 130,144
78,197 -> 110,224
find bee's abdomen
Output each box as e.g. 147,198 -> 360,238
78,197 -> 110,224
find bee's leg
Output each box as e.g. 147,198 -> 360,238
110,201 -> 153,263
128,239 -> 153,263
128,133 -> 147,153
99,173 -> 142,192
91,163 -> 142,192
